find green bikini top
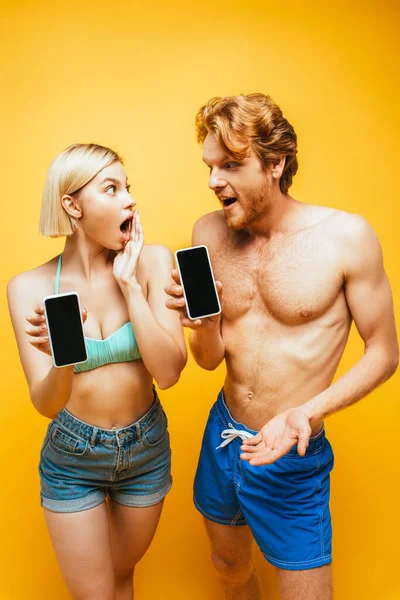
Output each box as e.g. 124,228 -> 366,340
54,255 -> 141,373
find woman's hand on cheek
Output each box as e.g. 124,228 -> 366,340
113,211 -> 144,295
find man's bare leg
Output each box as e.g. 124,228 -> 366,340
277,564 -> 332,600
204,518 -> 262,600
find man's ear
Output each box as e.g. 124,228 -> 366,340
61,194 -> 83,220
271,155 -> 286,180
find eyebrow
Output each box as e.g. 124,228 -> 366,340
100,177 -> 128,185
202,155 -> 231,165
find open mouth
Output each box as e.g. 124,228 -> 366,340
222,197 -> 237,207
120,217 -> 133,234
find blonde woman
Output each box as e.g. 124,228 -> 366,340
7,144 -> 187,600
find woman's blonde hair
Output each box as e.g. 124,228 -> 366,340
195,93 -> 298,194
39,143 -> 122,237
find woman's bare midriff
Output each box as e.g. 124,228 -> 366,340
65,360 -> 155,429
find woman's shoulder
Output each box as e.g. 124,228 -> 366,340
7,256 -> 60,299
140,244 -> 173,265
138,245 -> 174,284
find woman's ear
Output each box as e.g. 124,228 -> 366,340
61,194 -> 83,220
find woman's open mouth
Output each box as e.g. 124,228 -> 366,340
120,217 -> 133,239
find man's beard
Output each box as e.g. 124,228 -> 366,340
226,184 -> 269,230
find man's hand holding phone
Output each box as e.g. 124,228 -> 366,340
165,246 -> 225,370
165,269 -> 222,329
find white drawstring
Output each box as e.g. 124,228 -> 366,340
216,424 -> 254,449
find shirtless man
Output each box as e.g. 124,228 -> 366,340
166,93 -> 398,600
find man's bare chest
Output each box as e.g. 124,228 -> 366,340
211,235 -> 344,325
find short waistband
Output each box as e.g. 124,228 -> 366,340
216,388 -> 325,456
54,388 -> 162,446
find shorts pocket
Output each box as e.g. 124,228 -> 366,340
49,426 -> 89,456
283,435 -> 325,460
40,437 -> 50,459
142,411 -> 168,448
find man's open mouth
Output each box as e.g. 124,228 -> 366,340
222,197 -> 237,207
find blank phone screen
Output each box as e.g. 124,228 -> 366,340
45,294 -> 87,367
176,246 -> 220,319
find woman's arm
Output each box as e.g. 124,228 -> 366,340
113,214 -> 186,388
125,245 -> 187,389
7,271 -> 75,418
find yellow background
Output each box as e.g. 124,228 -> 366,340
1,1 -> 399,598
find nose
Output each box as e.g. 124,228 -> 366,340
123,192 -> 136,210
208,168 -> 227,191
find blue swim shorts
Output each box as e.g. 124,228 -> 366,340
39,390 -> 172,513
194,389 -> 334,571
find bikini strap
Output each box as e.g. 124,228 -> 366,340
54,254 -> 62,294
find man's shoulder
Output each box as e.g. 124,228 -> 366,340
324,209 -> 378,245
319,208 -> 382,277
192,210 -> 226,245
301,202 -> 372,239
193,210 -> 225,230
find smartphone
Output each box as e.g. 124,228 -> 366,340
175,245 -> 221,320
43,292 -> 88,368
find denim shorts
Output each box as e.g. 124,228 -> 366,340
39,390 -> 172,513
194,389 -> 334,571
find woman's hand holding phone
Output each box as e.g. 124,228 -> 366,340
165,269 -> 223,330
25,304 -> 87,356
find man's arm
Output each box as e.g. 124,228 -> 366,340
241,215 -> 398,466
301,215 -> 398,422
188,314 -> 225,371
188,215 -> 225,370
165,213 -> 225,370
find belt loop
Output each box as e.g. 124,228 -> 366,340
135,423 -> 142,443
90,427 -> 98,447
